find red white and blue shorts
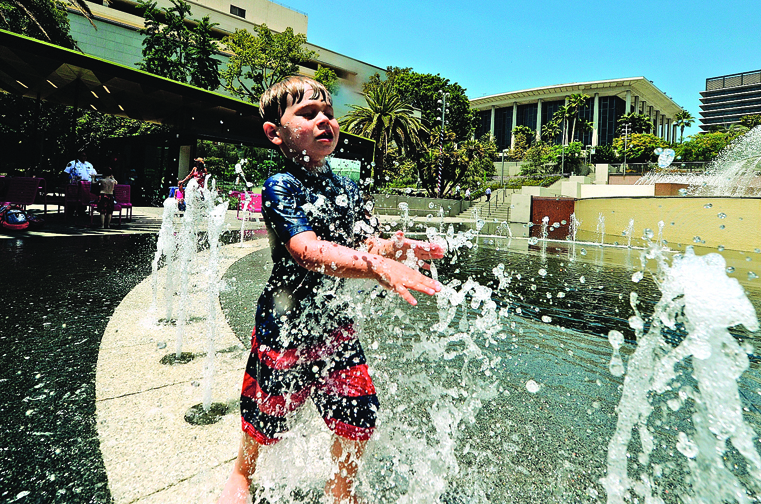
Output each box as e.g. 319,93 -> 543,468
240,324 -> 379,445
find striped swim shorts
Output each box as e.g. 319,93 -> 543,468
240,324 -> 379,445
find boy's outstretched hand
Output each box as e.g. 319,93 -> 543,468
388,230 -> 445,270
370,256 -> 441,306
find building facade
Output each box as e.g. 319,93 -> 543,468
699,70 -> 761,132
470,77 -> 683,151
67,0 -> 383,118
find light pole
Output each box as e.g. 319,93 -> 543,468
436,90 -> 449,198
501,149 -> 508,187
622,122 -> 632,174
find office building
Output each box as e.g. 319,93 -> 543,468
470,77 -> 682,150
700,70 -> 761,132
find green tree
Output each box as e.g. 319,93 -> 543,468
508,125 -> 535,160
521,141 -> 555,175
617,113 -> 653,135
188,16 -> 222,90
541,119 -> 562,143
566,93 -> 590,144
415,131 -> 496,197
363,67 -> 475,142
676,132 -> 731,162
0,0 -> 92,48
739,114 -> 761,129
612,133 -> 668,163
674,109 -> 695,144
314,65 -> 339,95
341,81 -> 424,186
137,0 -> 220,90
222,24 -> 316,103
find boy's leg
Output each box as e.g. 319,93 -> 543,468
217,432 -> 261,504
325,435 -> 367,504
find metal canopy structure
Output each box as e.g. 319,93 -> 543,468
0,28 -> 374,161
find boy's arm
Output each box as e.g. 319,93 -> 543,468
285,231 -> 441,306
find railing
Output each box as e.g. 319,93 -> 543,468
481,188 -> 515,219
608,162 -> 708,176
706,70 -> 761,91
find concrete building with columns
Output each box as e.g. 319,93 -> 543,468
470,77 -> 683,151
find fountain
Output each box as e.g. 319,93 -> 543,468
636,125 -> 761,196
5,154 -> 761,503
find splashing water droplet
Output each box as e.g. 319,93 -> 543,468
644,228 -> 655,239
608,330 -> 624,350
429,202 -> 435,209
538,268 -> 547,277
718,245 -> 725,251
703,203 -> 713,209
335,194 -> 348,207
632,271 -> 644,283
526,380 -> 541,393
303,155 -> 310,162
579,276 -> 586,284
717,212 -> 727,219
676,432 -> 699,458
541,315 -> 552,323
748,272 -> 759,280
719,225 -> 725,230
580,248 -> 587,256
693,236 -> 702,243
727,266 -> 736,273
344,138 -> 349,144
528,237 -> 539,245
678,188 -> 688,196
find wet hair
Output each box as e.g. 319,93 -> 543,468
259,76 -> 332,125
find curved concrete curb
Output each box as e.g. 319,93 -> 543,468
95,240 -> 269,504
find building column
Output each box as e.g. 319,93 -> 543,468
625,89 -> 631,114
672,123 -> 678,143
633,96 -> 640,115
178,144 -> 192,181
666,119 -> 672,143
654,110 -> 660,138
592,92 -> 600,146
511,102 -> 518,149
489,106 -> 496,137
536,99 -> 542,142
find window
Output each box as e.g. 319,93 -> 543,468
230,5 -> 245,18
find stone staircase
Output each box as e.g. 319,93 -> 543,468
455,188 -> 518,222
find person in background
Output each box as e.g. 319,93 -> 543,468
97,167 -> 117,229
64,151 -> 97,183
485,187 -> 491,201
465,187 -> 471,201
178,157 -> 208,191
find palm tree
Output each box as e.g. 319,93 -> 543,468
674,109 -> 695,144
341,81 -> 425,186
567,93 -> 590,144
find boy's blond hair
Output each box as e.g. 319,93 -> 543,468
259,76 -> 332,125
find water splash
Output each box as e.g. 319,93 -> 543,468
602,245 -> 760,503
636,125 -> 761,196
597,213 -> 606,246
623,218 -> 634,249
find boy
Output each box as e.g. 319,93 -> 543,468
217,76 -> 444,504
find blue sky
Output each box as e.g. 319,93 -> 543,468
282,0 -> 760,138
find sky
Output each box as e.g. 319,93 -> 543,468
279,0 -> 761,138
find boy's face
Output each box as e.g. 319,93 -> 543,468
263,85 -> 339,169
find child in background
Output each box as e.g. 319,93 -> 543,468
217,76 -> 444,504
97,168 -> 117,229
